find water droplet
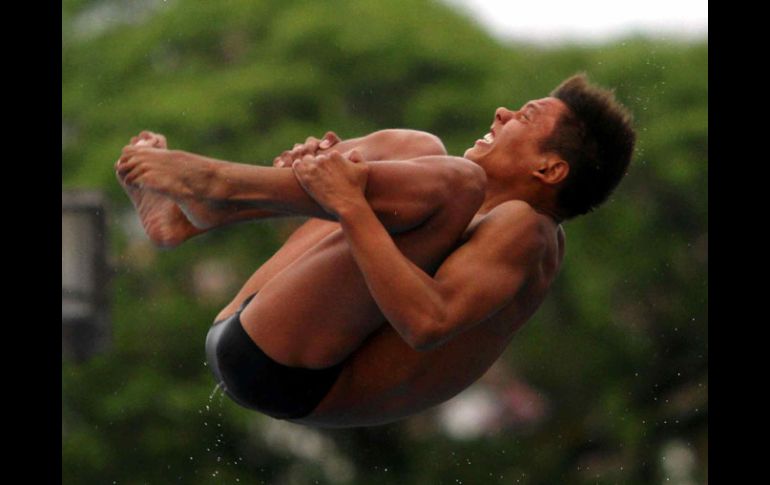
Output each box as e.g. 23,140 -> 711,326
209,382 -> 223,400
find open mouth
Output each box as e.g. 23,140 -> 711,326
476,131 -> 495,146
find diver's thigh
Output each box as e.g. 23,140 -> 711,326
213,218 -> 340,322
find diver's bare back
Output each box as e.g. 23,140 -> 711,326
287,203 -> 565,428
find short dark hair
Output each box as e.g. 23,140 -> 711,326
540,73 -> 636,219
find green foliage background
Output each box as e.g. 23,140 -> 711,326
62,0 -> 707,483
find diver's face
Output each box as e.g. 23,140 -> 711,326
464,97 -> 568,175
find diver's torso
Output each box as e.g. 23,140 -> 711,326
298,209 -> 565,427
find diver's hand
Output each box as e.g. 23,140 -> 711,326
291,150 -> 369,217
274,131 -> 341,168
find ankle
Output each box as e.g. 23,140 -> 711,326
175,150 -> 230,200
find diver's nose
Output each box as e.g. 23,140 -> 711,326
495,107 -> 514,124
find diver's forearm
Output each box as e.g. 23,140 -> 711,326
338,200 -> 446,350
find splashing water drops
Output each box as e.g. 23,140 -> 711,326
209,381 -> 224,400
203,379 -> 246,482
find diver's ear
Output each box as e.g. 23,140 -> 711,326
532,157 -> 569,185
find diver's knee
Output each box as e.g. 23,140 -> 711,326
373,129 -> 448,157
435,158 -> 486,209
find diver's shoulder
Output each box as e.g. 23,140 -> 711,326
480,200 -> 559,249
485,200 -> 546,225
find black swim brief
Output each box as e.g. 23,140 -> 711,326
205,293 -> 346,420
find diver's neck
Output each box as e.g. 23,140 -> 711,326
533,206 -> 564,225
478,183 -> 564,225
477,190 -> 511,215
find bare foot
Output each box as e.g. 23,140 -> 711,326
116,144 -> 234,230
116,140 -> 202,248
116,171 -> 202,248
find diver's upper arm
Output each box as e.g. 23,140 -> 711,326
417,202 -> 545,350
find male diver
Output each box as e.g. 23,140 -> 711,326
116,74 -> 635,427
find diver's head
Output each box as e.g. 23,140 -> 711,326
465,73 -> 636,221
